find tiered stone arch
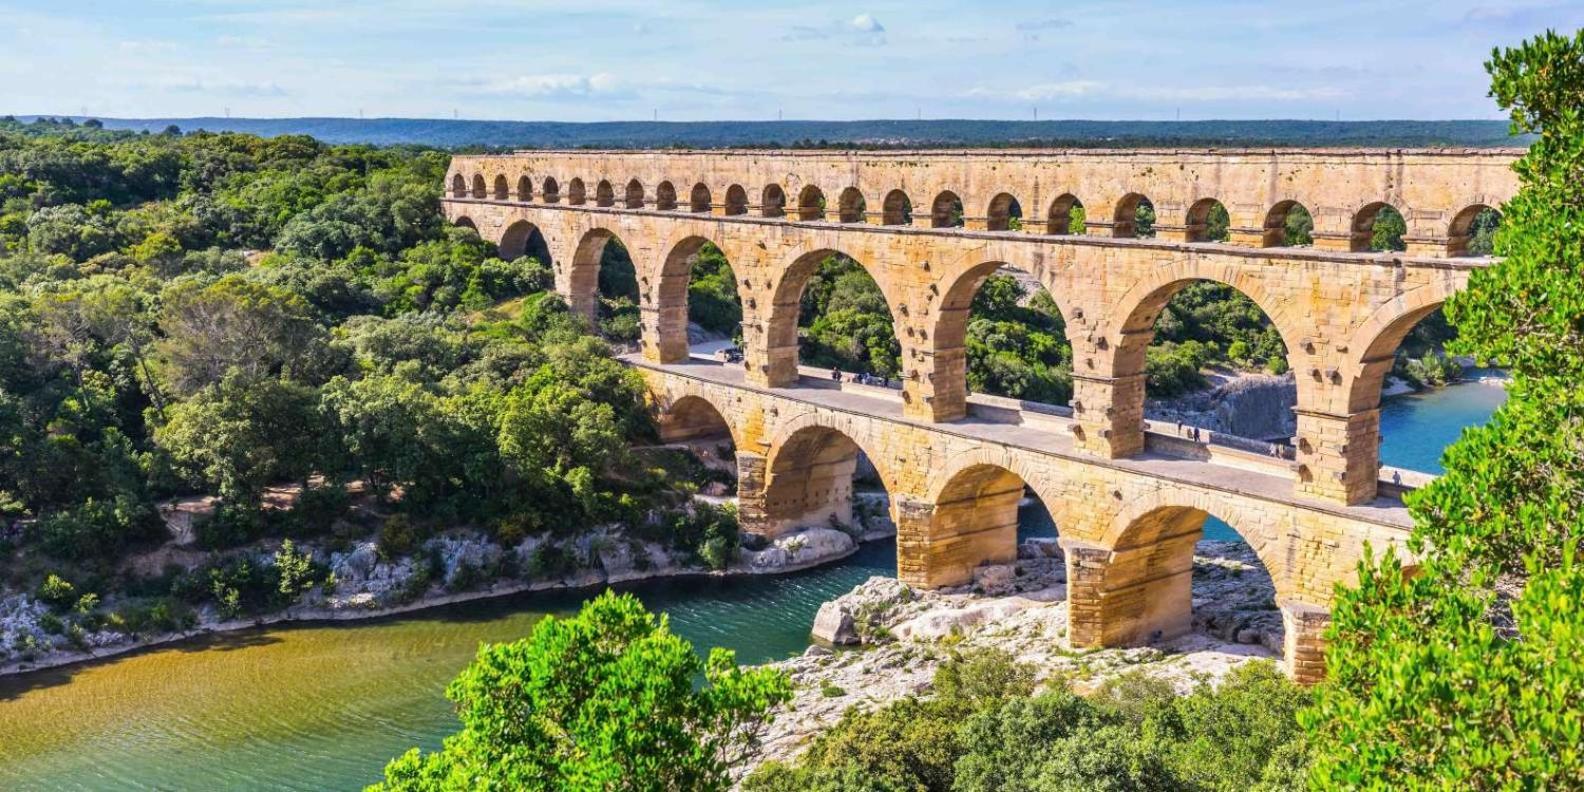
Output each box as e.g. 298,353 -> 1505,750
759,246 -> 908,388
655,392 -> 741,449
756,413 -> 899,538
1066,488 -> 1292,651
498,219 -> 552,265
648,232 -> 745,364
1076,265 -> 1304,459
567,226 -> 625,324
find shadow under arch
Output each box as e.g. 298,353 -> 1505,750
652,233 -> 743,362
453,216 -> 478,232
656,392 -> 740,449
915,455 -> 1066,588
499,219 -> 553,266
762,247 -> 907,387
931,258 -> 1077,409
567,226 -> 628,324
1341,280 -> 1461,414
1089,490 -> 1288,649
759,419 -> 895,541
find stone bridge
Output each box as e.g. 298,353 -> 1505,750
442,148 -> 1518,681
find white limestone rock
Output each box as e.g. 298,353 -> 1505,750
811,601 -> 858,645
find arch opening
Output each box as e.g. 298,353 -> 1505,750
1122,279 -> 1296,446
986,193 -> 1024,232
542,176 -> 560,203
625,179 -> 646,209
653,236 -> 743,362
453,216 -> 478,232
689,183 -> 712,213
1261,201 -> 1314,247
658,395 -> 734,447
1087,504 -> 1283,655
762,184 -> 786,218
516,175 -> 533,202
568,178 -> 587,205
1352,202 -> 1406,253
498,220 -> 553,268
492,175 -> 509,200
931,190 -> 964,228
595,180 -> 615,207
1448,205 -> 1502,257
724,185 -> 748,216
838,188 -> 867,223
655,181 -> 677,211
797,185 -> 827,221
1046,194 -> 1085,235
760,425 -> 892,546
1113,193 -> 1155,238
450,174 -> 466,198
1185,198 -> 1229,243
936,262 -> 1073,410
791,252 -> 902,381
882,190 -> 913,225
568,228 -> 640,342
922,463 -> 1060,588
470,174 -> 487,199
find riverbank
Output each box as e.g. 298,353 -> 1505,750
740,539 -> 1281,777
0,518 -> 895,680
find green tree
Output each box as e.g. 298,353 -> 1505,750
156,274 -> 329,396
1306,30 -> 1584,788
154,374 -> 325,503
370,591 -> 791,791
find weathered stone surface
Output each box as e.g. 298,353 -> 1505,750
810,601 -> 857,645
442,149 -> 1513,683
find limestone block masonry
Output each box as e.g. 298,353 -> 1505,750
442,148 -> 1519,683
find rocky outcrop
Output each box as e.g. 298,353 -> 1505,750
743,540 -> 1284,776
1148,373 -> 1296,441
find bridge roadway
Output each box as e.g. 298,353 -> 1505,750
628,351 -> 1420,684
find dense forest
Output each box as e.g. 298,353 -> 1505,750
0,117 -> 736,656
21,116 -> 1529,150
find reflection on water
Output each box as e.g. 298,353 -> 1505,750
0,541 -> 898,791
0,379 -> 1506,791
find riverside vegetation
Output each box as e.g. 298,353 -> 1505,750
365,31 -> 1575,792
0,118 -> 750,670
2,28 -> 1571,792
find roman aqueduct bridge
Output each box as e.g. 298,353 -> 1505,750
443,148 -> 1519,682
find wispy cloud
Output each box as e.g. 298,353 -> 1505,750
783,13 -> 887,46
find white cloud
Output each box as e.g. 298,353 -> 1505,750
159,78 -> 289,98
783,13 -> 886,45
968,80 -> 1103,102
1015,17 -> 1072,31
466,73 -> 625,99
850,13 -> 884,33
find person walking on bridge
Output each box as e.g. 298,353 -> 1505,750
831,368 -> 842,383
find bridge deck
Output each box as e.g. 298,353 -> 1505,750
622,353 -> 1417,532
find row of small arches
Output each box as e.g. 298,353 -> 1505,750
450,172 -> 1501,257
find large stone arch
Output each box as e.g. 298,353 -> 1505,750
929,257 -> 1079,418
1073,263 -> 1305,459
1103,264 -> 1306,384
453,215 -> 478,232
759,246 -> 908,388
566,226 -> 626,324
757,415 -> 897,538
655,391 -> 741,449
499,219 -> 553,266
1340,280 -> 1462,414
649,233 -> 743,363
1069,489 -> 1290,651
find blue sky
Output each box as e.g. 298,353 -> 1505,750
3,0 -> 1581,121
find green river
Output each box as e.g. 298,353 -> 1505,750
0,378 -> 1507,790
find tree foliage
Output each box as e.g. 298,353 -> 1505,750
370,591 -> 792,791
1306,29 -> 1584,788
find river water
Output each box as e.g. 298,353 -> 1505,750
0,378 -> 1507,791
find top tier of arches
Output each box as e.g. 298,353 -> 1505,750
446,149 -> 1518,258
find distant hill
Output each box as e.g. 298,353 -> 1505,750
15,116 -> 1526,150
